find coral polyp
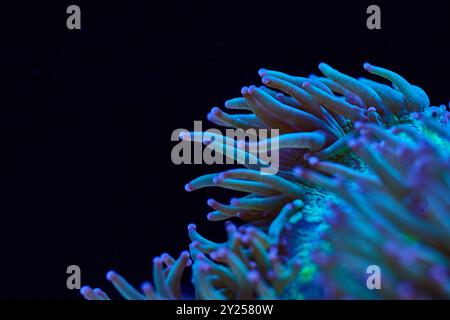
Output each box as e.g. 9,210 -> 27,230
82,62 -> 449,300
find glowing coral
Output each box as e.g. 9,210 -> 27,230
185,62 -> 435,229
188,221 -> 300,299
82,62 -> 449,300
308,114 -> 450,299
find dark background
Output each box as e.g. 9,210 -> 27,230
0,1 -> 449,299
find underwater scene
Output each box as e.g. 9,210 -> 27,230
2,1 -> 449,311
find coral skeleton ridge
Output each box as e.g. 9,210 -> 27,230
81,62 -> 450,300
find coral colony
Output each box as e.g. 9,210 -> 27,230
81,62 -> 450,300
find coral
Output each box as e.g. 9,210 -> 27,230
308,114 -> 450,299
81,251 -> 191,300
81,62 -> 449,300
184,63 -> 432,229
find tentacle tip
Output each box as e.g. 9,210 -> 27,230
308,156 -> 319,166
210,106 -> 221,116
241,234 -> 251,245
258,68 -> 267,77
302,81 -> 312,89
199,263 -> 211,272
184,183 -> 193,192
363,62 -> 373,71
261,76 -> 271,85
187,223 -> 197,231
269,246 -> 278,256
285,203 -> 295,211
209,251 -> 218,260
318,62 -> 327,69
275,93 -> 284,100
106,270 -> 116,282
347,139 -> 360,149
80,286 -> 92,296
247,270 -> 260,283
354,121 -> 364,130
161,252 -> 170,261
141,282 -> 152,291
206,198 -> 215,207
202,137 -> 213,145
225,221 -> 236,232
190,241 -> 200,248
93,288 -> 104,295
230,198 -> 240,206
241,86 -> 248,95
248,85 -> 257,94
179,131 -> 190,141
217,247 -> 228,256
293,166 -> 305,177
180,251 -> 190,259
224,100 -> 233,109
361,127 -> 373,138
196,252 -> 206,260
267,270 -> 277,281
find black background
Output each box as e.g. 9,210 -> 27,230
0,1 -> 449,299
